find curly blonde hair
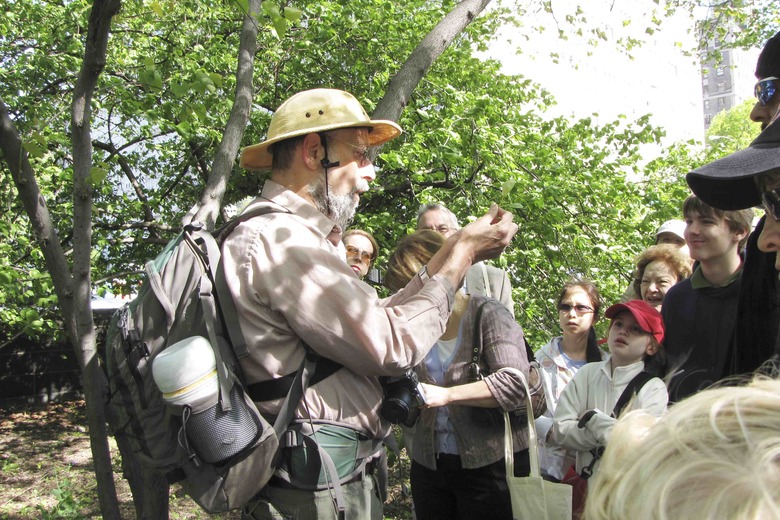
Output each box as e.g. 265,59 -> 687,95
585,377 -> 780,520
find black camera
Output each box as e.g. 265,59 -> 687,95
379,370 -> 427,427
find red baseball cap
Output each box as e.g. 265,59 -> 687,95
605,299 -> 665,345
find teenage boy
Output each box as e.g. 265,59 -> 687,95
686,30 -> 780,375
661,196 -> 753,402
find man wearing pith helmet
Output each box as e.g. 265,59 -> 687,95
223,88 -> 519,519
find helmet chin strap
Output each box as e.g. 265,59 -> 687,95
318,133 -> 340,219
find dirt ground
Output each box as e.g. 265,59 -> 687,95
0,400 -> 413,519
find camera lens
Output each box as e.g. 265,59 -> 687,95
380,393 -> 415,424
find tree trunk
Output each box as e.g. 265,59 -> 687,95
69,0 -> 124,517
1,98 -> 124,520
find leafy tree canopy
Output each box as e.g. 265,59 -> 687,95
706,98 -> 761,156
0,0 -> 775,347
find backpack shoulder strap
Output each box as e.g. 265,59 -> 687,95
612,371 -> 654,419
210,206 -> 280,360
246,356 -> 342,402
211,205 -> 344,402
581,371 -> 655,480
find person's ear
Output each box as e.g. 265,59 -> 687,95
733,226 -> 750,244
645,341 -> 658,357
301,133 -> 324,171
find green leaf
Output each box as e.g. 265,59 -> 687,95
170,81 -> 189,97
175,121 -> 192,138
22,140 -> 46,158
139,69 -> 162,90
89,166 -> 108,185
234,0 -> 249,14
283,7 -> 303,23
272,16 -> 287,39
151,0 -> 164,16
501,178 -> 516,198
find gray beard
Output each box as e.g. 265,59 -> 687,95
309,175 -> 359,231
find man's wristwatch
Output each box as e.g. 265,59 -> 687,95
418,264 -> 429,283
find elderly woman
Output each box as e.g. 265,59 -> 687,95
632,244 -> 692,312
385,230 -> 542,520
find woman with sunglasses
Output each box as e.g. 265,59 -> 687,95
534,280 -> 607,482
342,228 -> 378,279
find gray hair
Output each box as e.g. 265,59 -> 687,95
415,203 -> 460,230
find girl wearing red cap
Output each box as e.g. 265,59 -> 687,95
552,299 -> 668,517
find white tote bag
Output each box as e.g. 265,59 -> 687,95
500,367 -> 572,520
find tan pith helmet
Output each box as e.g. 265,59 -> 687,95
240,88 -> 403,170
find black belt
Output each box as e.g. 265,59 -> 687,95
435,453 -> 462,471
246,356 -> 343,402
267,459 -> 377,490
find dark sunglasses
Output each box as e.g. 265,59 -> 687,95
557,303 -> 594,314
755,77 -> 778,106
762,186 -> 780,221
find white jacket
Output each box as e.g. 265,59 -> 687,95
534,337 -> 607,480
553,357 -> 667,475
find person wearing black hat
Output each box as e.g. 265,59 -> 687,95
686,31 -> 780,379
222,88 -> 519,519
750,31 -> 780,130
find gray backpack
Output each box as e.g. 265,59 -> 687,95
103,209 -> 332,513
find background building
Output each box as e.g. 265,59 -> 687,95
487,1 -> 759,153
700,30 -> 759,130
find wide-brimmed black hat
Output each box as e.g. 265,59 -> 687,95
687,118 -> 780,210
756,31 -> 780,79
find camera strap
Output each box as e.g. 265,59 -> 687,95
468,300 -> 491,382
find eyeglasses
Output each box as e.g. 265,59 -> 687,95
762,186 -> 780,221
322,133 -> 373,166
422,225 -> 451,234
346,245 -> 373,264
755,77 -> 778,106
557,303 -> 594,315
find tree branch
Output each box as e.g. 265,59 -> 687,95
372,0 -> 493,124
186,0 -> 262,229
0,99 -> 75,321
92,140 -> 160,239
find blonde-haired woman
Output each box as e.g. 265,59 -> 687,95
385,230 -> 541,520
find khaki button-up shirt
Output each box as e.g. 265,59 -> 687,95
221,181 -> 455,437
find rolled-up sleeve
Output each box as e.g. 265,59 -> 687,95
477,301 -> 530,412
